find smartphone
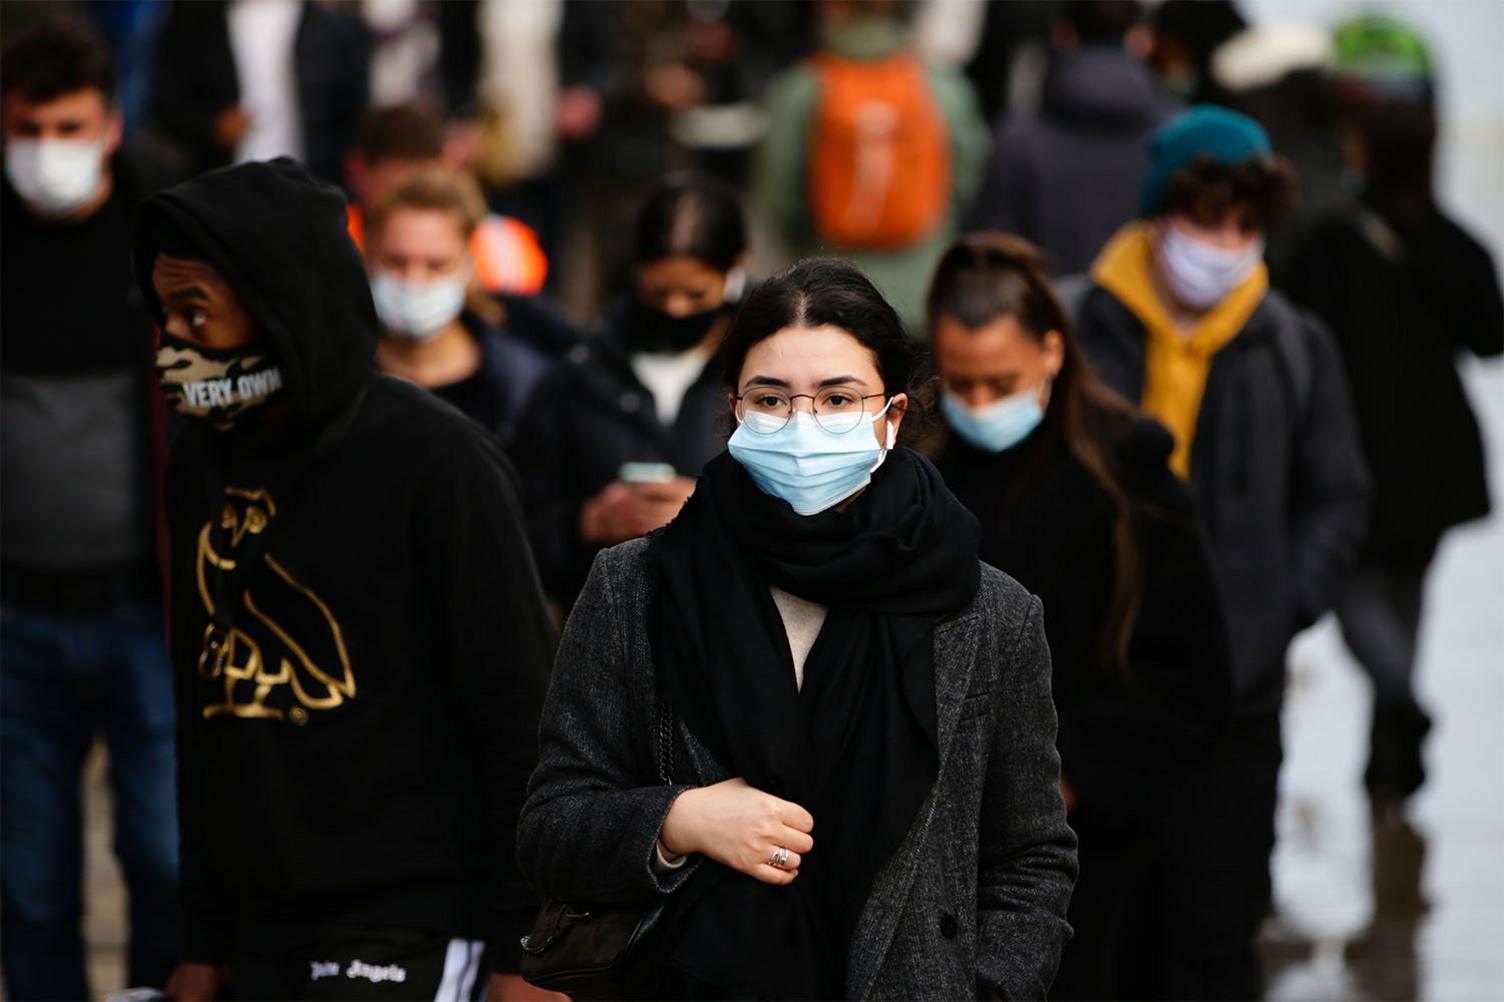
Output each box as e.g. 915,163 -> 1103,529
619,462 -> 677,485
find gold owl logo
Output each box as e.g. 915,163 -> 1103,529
195,487 -> 356,724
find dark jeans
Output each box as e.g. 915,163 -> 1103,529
1335,544 -> 1437,799
1,604 -> 180,1001
1119,712 -> 1283,1001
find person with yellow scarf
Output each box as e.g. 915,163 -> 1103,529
1073,106 -> 1370,1000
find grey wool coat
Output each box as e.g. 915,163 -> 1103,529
517,538 -> 1079,1000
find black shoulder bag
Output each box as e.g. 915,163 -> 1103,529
519,698 -> 680,1000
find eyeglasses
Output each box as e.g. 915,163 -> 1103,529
734,386 -> 890,435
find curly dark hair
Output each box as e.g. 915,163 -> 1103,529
1161,153 -> 1298,231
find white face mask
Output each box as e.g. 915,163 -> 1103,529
370,269 -> 469,340
1157,223 -> 1264,311
5,137 -> 108,217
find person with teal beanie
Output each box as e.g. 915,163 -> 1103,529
1138,104 -> 1273,217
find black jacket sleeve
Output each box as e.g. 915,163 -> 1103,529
414,433 -> 556,975
1403,213 -> 1504,360
510,372 -> 595,605
1288,317 -> 1371,627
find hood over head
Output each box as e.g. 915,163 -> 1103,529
1042,47 -> 1173,132
134,157 -> 378,427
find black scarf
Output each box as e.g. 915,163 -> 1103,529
648,448 -> 981,999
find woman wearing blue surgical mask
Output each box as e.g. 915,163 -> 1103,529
518,258 -> 1078,1001
924,233 -> 1233,1002
367,166 -> 551,449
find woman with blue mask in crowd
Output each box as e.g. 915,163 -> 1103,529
367,165 -> 553,450
518,258 -> 1078,1000
924,233 -> 1232,1001
512,173 -> 748,611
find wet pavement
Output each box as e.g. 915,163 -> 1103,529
73,360 -> 1504,999
1267,357 -> 1504,1002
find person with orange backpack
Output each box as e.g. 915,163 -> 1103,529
753,0 -> 988,333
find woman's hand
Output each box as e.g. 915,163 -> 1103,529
660,778 -> 814,885
165,962 -> 230,1001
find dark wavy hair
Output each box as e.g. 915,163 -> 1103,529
927,232 -> 1144,677
717,257 -> 931,444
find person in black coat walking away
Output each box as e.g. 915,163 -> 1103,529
366,165 -> 552,450
1281,15 -> 1504,804
924,233 -> 1232,1000
518,258 -> 1077,1000
969,1 -> 1177,276
511,173 -> 749,610
1073,106 -> 1370,999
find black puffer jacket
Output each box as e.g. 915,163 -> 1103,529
1075,287 -> 1370,718
1282,201 -> 1502,555
970,47 -> 1176,275
510,301 -> 727,608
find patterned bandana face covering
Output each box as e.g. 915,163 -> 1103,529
155,332 -> 286,429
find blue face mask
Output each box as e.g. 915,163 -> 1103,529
940,385 -> 1045,453
728,406 -> 895,516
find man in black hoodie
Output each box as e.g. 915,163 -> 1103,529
136,158 -> 555,1001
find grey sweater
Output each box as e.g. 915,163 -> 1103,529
517,537 -> 1078,1000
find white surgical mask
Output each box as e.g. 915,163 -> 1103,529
370,269 -> 469,340
1157,224 -> 1264,311
5,137 -> 107,217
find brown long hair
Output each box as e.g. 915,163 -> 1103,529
926,232 -> 1143,677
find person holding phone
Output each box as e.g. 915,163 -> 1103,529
512,174 -> 749,609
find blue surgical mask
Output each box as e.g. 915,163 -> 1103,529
940,385 -> 1045,453
728,406 -> 895,515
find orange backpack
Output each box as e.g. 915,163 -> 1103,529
806,51 -> 951,249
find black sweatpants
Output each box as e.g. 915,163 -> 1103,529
1335,543 -> 1437,798
1119,712 -> 1283,1001
230,928 -> 485,1001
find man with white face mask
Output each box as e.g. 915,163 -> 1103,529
1074,105 -> 1370,1000
0,20 -> 180,1000
367,166 -> 551,450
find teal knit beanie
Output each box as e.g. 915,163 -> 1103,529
1140,105 -> 1272,217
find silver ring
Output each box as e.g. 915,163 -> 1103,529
769,846 -> 790,869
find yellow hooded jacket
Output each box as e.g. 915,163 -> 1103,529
1090,222 -> 1267,477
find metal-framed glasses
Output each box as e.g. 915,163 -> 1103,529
734,386 -> 891,435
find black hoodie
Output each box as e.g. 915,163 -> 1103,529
970,47 -> 1177,275
135,159 -> 554,972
